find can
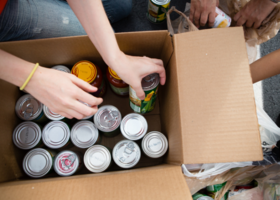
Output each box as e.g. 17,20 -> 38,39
94,105 -> 122,137
106,67 -> 129,97
207,182 -> 227,192
23,148 -> 56,178
54,150 -> 82,176
84,145 -> 111,173
113,140 -> 141,169
43,105 -> 65,121
80,101 -> 95,120
42,121 -> 71,149
120,113 -> 148,140
52,65 -> 71,73
71,120 -> 101,148
142,131 -> 168,158
192,193 -> 214,200
15,94 -> 47,123
213,7 -> 231,28
147,0 -> 170,23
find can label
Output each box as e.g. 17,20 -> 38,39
56,152 -> 82,175
92,79 -> 106,97
207,182 -> 226,192
129,86 -> 158,114
213,7 -> 231,28
192,193 -> 213,200
147,0 -> 170,23
109,83 -> 129,96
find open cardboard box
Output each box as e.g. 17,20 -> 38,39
0,27 -> 263,199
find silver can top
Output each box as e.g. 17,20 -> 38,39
113,140 -> 141,169
121,113 -> 148,140
23,148 -> 53,178
141,73 -> 160,91
94,105 -> 122,132
15,94 -> 43,121
71,121 -> 99,148
43,105 -> 64,121
42,121 -> 70,149
142,131 -> 168,158
151,0 -> 170,6
54,150 -> 80,176
52,65 -> 71,73
13,121 -> 41,150
84,145 -> 111,173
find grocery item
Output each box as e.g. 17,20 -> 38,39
129,73 -> 159,114
147,0 -> 170,23
207,182 -> 228,200
142,131 -> 168,158
43,105 -> 65,121
80,101 -> 95,120
120,113 -> 148,140
192,193 -> 214,200
52,65 -> 71,73
106,67 -> 129,96
213,7 -> 231,28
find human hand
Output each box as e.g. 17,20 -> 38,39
189,0 -> 219,27
234,0 -> 277,29
109,52 -> 166,100
25,67 -> 103,119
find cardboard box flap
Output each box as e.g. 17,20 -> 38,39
0,165 -> 192,200
174,27 -> 263,164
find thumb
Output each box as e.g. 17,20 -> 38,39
133,84 -> 145,100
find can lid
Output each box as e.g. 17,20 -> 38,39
142,131 -> 168,158
151,0 -> 170,6
13,121 -> 41,150
71,121 -> 99,148
23,148 -> 53,178
108,67 -> 121,80
71,61 -> 97,84
43,105 -> 64,121
113,140 -> 141,168
121,113 -> 148,140
15,94 -> 43,121
141,73 -> 160,91
42,121 -> 70,149
54,150 -> 80,176
94,105 -> 122,132
52,65 -> 71,73
84,145 -> 111,173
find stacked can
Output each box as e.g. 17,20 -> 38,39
43,105 -> 66,121
142,131 -> 168,158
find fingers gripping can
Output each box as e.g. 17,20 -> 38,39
129,73 -> 160,114
147,0 -> 170,23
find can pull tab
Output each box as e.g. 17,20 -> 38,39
104,110 -> 118,125
62,154 -> 76,169
124,142 -> 135,155
144,74 -> 156,82
22,103 -> 34,119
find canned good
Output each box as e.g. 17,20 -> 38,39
142,131 -> 168,158
80,101 -> 95,120
192,193 -> 214,200
84,145 -> 111,173
15,94 -> 47,123
106,67 -> 129,97
207,182 -> 226,193
54,150 -> 82,176
13,121 -> 43,150
113,140 -> 141,169
94,105 -> 122,137
71,60 -> 106,97
23,148 -> 56,178
43,105 -> 65,121
129,73 -> 160,114
147,0 -> 170,23
213,7 -> 231,28
42,121 -> 71,149
120,113 -> 148,140
52,65 -> 71,73
71,120 -> 101,148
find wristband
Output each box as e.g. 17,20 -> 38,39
20,63 -> 39,90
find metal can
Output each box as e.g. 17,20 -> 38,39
142,131 -> 168,158
42,121 -> 71,149
15,94 -> 47,123
43,105 -> 65,121
13,121 -> 43,150
213,7 -> 231,28
52,65 -> 71,73
147,0 -> 170,23
23,148 -> 56,178
113,140 -> 141,169
129,73 -> 160,114
84,145 -> 111,173
80,101 -> 95,120
207,182 -> 227,193
120,113 -> 148,140
192,193 -> 214,200
106,67 -> 129,97
54,150 -> 82,176
71,120 -> 101,148
94,105 -> 122,137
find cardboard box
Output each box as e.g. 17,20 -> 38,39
0,27 -> 263,199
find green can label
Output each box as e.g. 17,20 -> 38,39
147,0 -> 170,23
109,83 -> 129,96
207,182 -> 227,192
129,85 -> 158,114
192,193 -> 214,200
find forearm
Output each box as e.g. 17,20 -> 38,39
250,49 -> 280,83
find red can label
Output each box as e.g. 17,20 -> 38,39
56,152 -> 81,175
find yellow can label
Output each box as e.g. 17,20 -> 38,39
71,61 -> 97,83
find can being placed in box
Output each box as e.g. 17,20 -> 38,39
54,150 -> 82,176
120,113 -> 148,140
113,140 -> 141,169
42,121 -> 71,149
129,73 -> 160,114
142,131 -> 168,158
192,193 -> 214,200
13,121 -> 43,150
71,120 -> 101,148
84,145 -> 111,173
23,148 -> 57,178
94,105 -> 122,137
52,65 -> 71,73
147,0 -> 170,23
43,105 -> 65,121
15,94 -> 47,123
